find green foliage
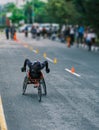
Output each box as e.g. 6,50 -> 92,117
73,0 -> 99,35
4,3 -> 16,12
31,0 -> 47,22
45,0 -> 80,24
23,2 -> 33,23
22,0 -> 47,23
2,0 -> 99,37
9,8 -> 25,23
83,0 -> 99,25
2,2 -> 25,24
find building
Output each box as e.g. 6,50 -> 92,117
0,5 -> 6,26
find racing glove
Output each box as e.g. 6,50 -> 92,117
46,68 -> 50,73
21,67 -> 26,72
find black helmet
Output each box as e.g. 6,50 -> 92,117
32,61 -> 41,71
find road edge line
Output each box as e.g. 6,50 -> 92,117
0,95 -> 8,130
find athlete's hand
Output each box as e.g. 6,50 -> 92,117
21,67 -> 26,72
46,68 -> 50,73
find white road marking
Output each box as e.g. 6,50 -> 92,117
45,57 -> 54,63
65,68 -> 81,77
32,50 -> 38,53
0,95 -> 8,130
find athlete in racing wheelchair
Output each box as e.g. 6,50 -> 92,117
21,59 -> 50,102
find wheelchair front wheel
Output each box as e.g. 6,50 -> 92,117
38,85 -> 42,102
22,76 -> 28,95
41,78 -> 47,95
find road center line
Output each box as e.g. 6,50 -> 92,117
16,41 -> 55,64
65,68 -> 81,77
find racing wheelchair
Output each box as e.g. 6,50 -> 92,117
22,70 -> 47,102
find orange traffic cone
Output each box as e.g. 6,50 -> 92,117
67,36 -> 71,48
13,32 -> 18,41
71,67 -> 75,73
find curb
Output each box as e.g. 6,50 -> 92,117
79,44 -> 99,52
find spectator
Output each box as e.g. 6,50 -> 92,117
5,26 -> 10,39
69,26 -> 75,46
85,29 -> 96,51
36,26 -> 41,40
91,29 -> 97,46
77,25 -> 84,46
10,25 -> 16,39
24,26 -> 28,37
31,26 -> 37,38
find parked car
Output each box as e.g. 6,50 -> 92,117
39,23 -> 50,32
51,23 -> 59,31
39,23 -> 59,32
18,24 -> 32,32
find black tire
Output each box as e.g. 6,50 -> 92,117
22,76 -> 28,95
38,85 -> 42,102
41,78 -> 47,95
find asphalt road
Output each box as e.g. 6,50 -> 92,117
0,33 -> 99,130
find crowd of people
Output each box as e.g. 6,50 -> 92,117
4,23 -> 98,52
59,25 -> 97,51
23,24 -> 98,51
24,24 -> 58,40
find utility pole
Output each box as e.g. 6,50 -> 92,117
32,0 -> 35,23
16,0 -> 18,6
23,0 -> 33,24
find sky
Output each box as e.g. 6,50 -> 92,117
0,0 -> 47,5
0,0 -> 26,6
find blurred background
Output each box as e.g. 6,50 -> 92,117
0,0 -> 99,45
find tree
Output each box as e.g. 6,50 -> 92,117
3,3 -> 25,24
4,3 -> 16,12
73,0 -> 99,35
23,1 -> 33,23
83,0 -> 99,27
45,0 -> 80,24
31,0 -> 47,23
9,8 -> 25,23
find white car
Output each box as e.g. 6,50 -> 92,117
39,23 -> 59,32
18,24 -> 32,32
39,23 -> 50,31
